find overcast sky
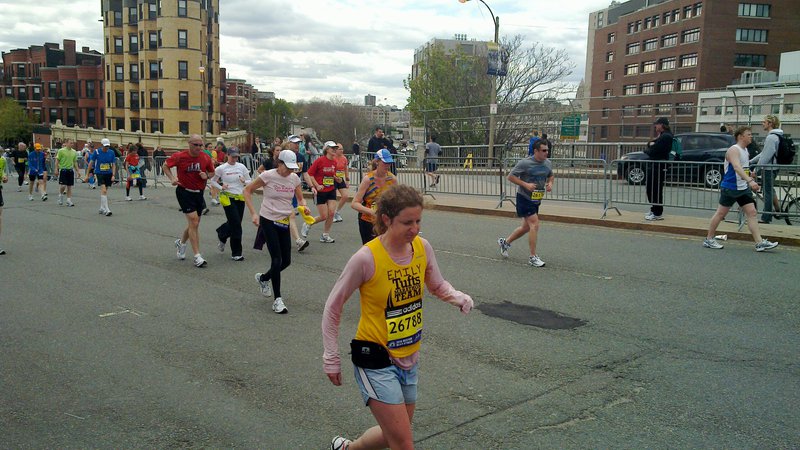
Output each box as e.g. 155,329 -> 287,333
0,0 -> 611,107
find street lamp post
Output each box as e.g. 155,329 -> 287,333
459,0 -> 499,162
198,66 -> 206,135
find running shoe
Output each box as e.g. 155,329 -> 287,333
175,239 -> 187,260
702,238 -> 724,249
194,254 -> 207,268
202,207 -> 210,215
16,187 -> 21,192
644,212 -> 663,221
217,240 -> 225,252
125,196 -> 132,201
99,208 -> 106,215
58,195 -> 63,205
320,233 -> 335,243
211,198 -> 220,206
435,174 -> 440,185
255,273 -> 272,297
272,297 -> 287,314
301,222 -> 310,239
231,255 -> 244,261
0,249 -> 5,255
28,195 -> 34,201
333,211 -> 343,223
66,200 -> 74,207
755,239 -> 778,252
331,436 -> 352,450
528,255 -> 546,267
497,237 -> 511,258
41,193 -> 47,201
91,184 -> 96,189
296,238 -> 309,252
139,195 -> 147,200
104,210 -> 113,217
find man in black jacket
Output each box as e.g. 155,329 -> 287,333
645,117 -> 673,220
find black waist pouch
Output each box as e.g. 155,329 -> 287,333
350,339 -> 392,369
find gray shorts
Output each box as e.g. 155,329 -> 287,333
353,363 -> 418,406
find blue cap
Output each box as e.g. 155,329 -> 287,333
374,149 -> 394,163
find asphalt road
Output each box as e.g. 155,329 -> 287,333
1,184 -> 798,449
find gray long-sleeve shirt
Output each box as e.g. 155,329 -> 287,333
751,129 -> 783,165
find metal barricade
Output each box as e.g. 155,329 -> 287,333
420,156 -> 504,199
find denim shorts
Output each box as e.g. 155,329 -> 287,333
353,363 -> 418,406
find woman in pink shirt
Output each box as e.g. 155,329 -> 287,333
322,184 -> 473,450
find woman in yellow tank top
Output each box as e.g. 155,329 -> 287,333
322,184 -> 474,450
350,149 -> 398,244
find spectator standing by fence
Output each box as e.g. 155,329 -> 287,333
644,117 -> 673,221
527,130 -> 540,157
750,114 -> 783,224
425,135 -> 441,187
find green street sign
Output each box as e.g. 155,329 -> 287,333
560,114 -> 581,139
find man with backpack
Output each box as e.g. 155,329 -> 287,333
750,114 -> 786,224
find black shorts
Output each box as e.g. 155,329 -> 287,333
515,193 -> 541,218
334,180 -> 348,190
0,187 -> 4,207
29,173 -> 45,181
59,169 -> 75,186
176,186 -> 206,214
719,188 -> 756,208
96,173 -> 113,187
316,189 -> 337,204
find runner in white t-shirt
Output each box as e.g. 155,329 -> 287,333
208,147 -> 252,261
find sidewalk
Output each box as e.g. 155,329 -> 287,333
420,192 -> 800,247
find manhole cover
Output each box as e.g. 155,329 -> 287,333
477,301 -> 586,330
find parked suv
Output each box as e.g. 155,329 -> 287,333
617,132 -> 736,188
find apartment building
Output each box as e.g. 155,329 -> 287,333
587,0 -> 800,142
0,39 -> 103,128
102,0 -> 221,135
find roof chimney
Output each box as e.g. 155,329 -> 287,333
64,39 -> 76,65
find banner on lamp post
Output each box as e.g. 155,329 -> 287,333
486,42 -> 509,76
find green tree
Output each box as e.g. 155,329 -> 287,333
252,98 -> 294,140
0,98 -> 32,146
294,97 -> 374,147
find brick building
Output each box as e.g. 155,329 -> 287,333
587,0 -> 800,142
223,76 -> 258,131
0,39 -> 103,128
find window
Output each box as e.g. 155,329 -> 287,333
624,84 -> 637,96
605,70 -> 613,81
129,6 -> 137,24
87,109 -> 96,127
150,91 -> 163,108
48,82 -> 57,97
4,87 -> 11,97
636,125 -> 651,137
644,17 -> 652,29
735,54 -> 766,67
640,82 -> 655,94
15,64 -> 25,77
621,125 -> 635,137
643,38 -> 658,51
129,63 -> 139,82
681,28 -> 700,43
660,56 -> 677,70
86,81 -> 95,98
622,105 -> 636,117
129,34 -> 138,53
115,91 -> 124,108
114,37 -> 123,53
624,63 -> 639,76
678,78 -> 696,91
149,61 -> 161,79
676,102 -> 694,115
179,91 -> 189,109
652,14 -> 660,27
684,5 -> 693,19
178,0 -> 187,17
149,2 -> 158,19
151,120 -> 163,133
657,103 -> 672,114
178,61 -> 188,80
784,104 -> 795,114
597,12 -> 604,28
606,51 -> 614,63
639,104 -> 654,116
662,33 -> 677,48
771,103 -> 780,114
626,42 -> 640,55
736,29 -> 768,43
658,80 -> 674,93
601,107 -> 610,118
178,30 -> 187,48
607,32 -> 615,44
627,21 -> 641,34
32,86 -> 41,100
149,32 -> 158,49
17,87 -> 27,100
714,106 -> 722,115
642,60 -> 657,73
158,30 -> 163,47
603,89 -> 612,98
65,81 -> 75,98
115,64 -> 124,81
738,3 -> 770,17
694,2 -> 703,16
115,118 -> 125,131
50,108 -> 60,122
680,53 -> 698,67
113,10 -> 122,26
179,121 -> 189,135
130,91 -> 140,111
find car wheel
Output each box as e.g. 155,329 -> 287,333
626,166 -> 646,185
704,165 -> 723,189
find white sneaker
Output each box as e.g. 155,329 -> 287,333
66,200 -> 74,207
139,195 -> 147,200
16,187 -> 22,192
104,210 -> 112,217
231,255 -> 244,261
57,195 -> 63,205
702,238 -> 724,249
755,239 -> 778,252
194,254 -> 207,268
125,196 -> 132,201
217,240 -> 225,252
272,297 -> 288,314
320,233 -> 335,243
497,237 -> 510,258
331,436 -> 352,450
333,211 -> 343,223
211,198 -> 220,206
644,212 -> 664,221
28,195 -> 34,201
528,255 -> 546,267
99,208 -> 106,215
301,222 -> 310,238
296,239 -> 309,252
255,273 -> 272,297
175,239 -> 187,260
41,193 -> 47,201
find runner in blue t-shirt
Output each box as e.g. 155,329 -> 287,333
27,144 -> 49,201
85,139 -> 117,216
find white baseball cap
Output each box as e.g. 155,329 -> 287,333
278,149 -> 299,169
323,141 -> 338,149
288,135 -> 302,143
101,138 -> 111,146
